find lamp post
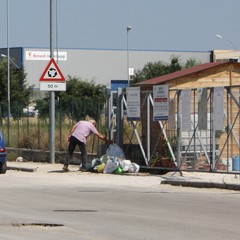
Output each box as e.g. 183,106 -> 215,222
4,0 -> 10,145
216,34 -> 236,50
127,26 -> 132,87
1,54 -> 20,69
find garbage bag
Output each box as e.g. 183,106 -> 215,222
100,154 -> 109,163
96,163 -> 105,173
106,144 -> 125,160
91,158 -> 102,172
103,156 -> 120,174
128,163 -> 140,173
120,160 -> 132,172
114,166 -> 123,174
91,158 -> 102,168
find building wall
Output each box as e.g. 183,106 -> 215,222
213,50 -> 240,62
22,47 -> 211,89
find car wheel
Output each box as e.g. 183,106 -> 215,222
0,161 -> 7,174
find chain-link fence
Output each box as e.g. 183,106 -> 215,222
0,98 -> 108,155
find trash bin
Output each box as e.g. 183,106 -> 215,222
232,156 -> 240,171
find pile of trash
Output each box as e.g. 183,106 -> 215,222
90,144 -> 140,174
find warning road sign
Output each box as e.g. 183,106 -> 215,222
40,58 -> 65,82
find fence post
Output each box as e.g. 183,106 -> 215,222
176,90 -> 181,169
116,88 -> 124,148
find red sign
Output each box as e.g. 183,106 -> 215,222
40,58 -> 65,82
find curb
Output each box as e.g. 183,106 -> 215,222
161,180 -> 240,191
7,166 -> 38,173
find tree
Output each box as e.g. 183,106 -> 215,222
36,76 -> 107,121
0,58 -> 33,119
183,58 -> 201,69
132,56 -> 200,84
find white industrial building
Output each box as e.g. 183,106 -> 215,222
1,47 -> 211,91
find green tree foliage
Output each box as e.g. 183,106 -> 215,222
184,58 -> 201,69
132,56 -> 200,84
36,76 -> 107,121
0,58 -> 33,119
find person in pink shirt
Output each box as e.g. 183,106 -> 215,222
63,119 -> 112,172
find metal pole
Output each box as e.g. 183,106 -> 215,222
127,26 -> 132,87
176,90 -> 181,169
7,0 -> 10,145
116,88 -> 123,148
147,93 -> 150,162
50,0 -> 56,163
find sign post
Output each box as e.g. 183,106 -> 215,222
39,55 -> 65,164
45,0 -> 66,164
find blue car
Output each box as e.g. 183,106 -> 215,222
0,131 -> 7,174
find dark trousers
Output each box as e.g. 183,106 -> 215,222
64,136 -> 87,168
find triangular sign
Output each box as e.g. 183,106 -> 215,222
40,58 -> 65,82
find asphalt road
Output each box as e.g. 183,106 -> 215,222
0,164 -> 240,240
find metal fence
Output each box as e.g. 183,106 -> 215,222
109,85 -> 240,172
0,98 -> 107,154
1,85 -> 240,172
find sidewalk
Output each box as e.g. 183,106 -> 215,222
160,170 -> 240,190
6,161 -> 240,191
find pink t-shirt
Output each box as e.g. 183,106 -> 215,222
72,121 -> 98,144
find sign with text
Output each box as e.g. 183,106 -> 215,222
40,82 -> 66,91
126,87 -> 141,121
153,85 -> 169,121
26,51 -> 67,61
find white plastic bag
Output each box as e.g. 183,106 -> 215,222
128,163 -> 140,173
106,144 -> 125,160
120,160 -> 132,172
103,156 -> 120,174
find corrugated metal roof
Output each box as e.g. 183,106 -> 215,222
138,61 -> 236,85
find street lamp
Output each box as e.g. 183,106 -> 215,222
127,26 -> 132,87
1,54 -> 20,69
3,0 -> 10,145
216,34 -> 236,50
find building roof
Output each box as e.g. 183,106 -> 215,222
137,61 -> 238,86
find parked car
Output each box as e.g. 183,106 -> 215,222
0,131 -> 7,174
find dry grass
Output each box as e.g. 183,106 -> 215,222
3,115 -> 142,153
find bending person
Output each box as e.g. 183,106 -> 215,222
63,119 -> 112,172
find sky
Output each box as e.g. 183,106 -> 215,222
0,0 -> 240,52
